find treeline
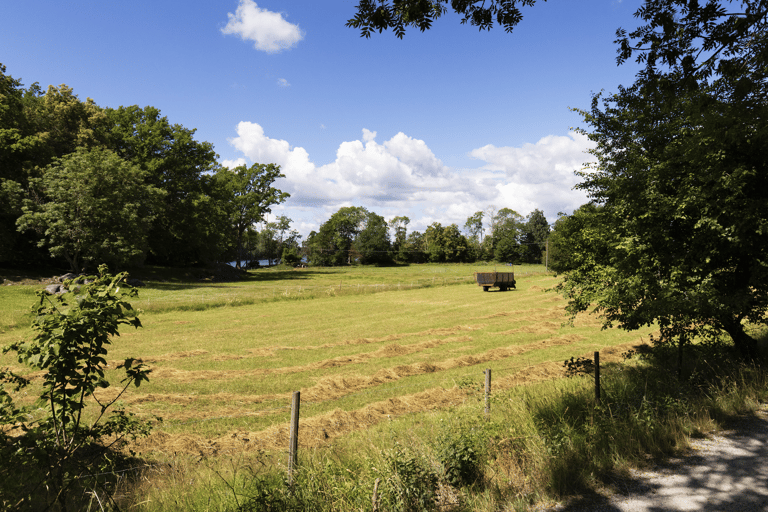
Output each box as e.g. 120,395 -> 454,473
304,206 -> 550,266
1,63 -> 554,272
0,64 -> 289,273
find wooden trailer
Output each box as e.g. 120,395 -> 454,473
473,272 -> 516,292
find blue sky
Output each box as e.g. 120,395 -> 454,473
2,0 -> 643,238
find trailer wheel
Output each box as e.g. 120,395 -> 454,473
483,286 -> 490,292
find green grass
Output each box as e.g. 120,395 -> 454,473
111,344 -> 768,512
3,263 -> 766,511
1,264 -> 646,442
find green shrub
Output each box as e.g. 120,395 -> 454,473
435,421 -> 483,488
382,446 -> 438,512
0,265 -> 155,511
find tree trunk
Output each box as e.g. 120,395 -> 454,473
723,318 -> 758,359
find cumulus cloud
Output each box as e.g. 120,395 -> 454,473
222,0 -> 303,53
225,123 -> 593,236
470,132 -> 594,184
469,132 -> 596,217
277,78 -> 290,87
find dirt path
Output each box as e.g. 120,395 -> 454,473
550,405 -> 768,511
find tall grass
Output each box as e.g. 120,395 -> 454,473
113,341 -> 767,511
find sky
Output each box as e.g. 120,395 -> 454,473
1,0 -> 645,238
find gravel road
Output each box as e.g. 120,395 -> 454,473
547,405 -> 768,511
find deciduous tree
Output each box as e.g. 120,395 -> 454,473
490,208 -> 523,263
17,147 -> 164,272
520,208 -> 549,263
215,163 -> 289,269
105,105 -> 226,265
561,1 -> 768,357
355,211 -> 392,265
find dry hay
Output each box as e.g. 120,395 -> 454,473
573,311 -> 605,328
129,349 -> 209,364
192,325 -> 484,362
136,333 -> 476,385
135,385 -> 472,455
132,354 -> 588,456
299,334 -> 583,402
478,306 -> 565,322
134,332 -> 584,409
495,361 -> 566,388
492,322 -> 560,336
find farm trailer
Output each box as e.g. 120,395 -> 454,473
474,272 -> 516,292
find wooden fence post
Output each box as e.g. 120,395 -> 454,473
594,351 -> 601,405
484,369 -> 492,417
288,391 -> 300,486
372,478 -> 381,512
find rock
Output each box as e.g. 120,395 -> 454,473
45,284 -> 64,294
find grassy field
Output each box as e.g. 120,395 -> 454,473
0,263 -> 655,459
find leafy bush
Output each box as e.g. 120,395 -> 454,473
382,446 -> 438,512
435,422 -> 483,488
0,265 -> 155,511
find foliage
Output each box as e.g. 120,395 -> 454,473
435,421 -> 483,488
425,222 -> 470,263
556,1 -> 768,358
17,146 -> 165,272
382,446 -> 438,512
347,0 -> 540,38
354,211 -> 392,265
520,208 -> 549,264
389,215 -> 411,262
0,65 -> 238,270
215,163 -> 290,269
546,204 -> 609,274
614,0 -> 768,89
258,215 -> 301,265
307,206 -> 368,266
0,265 -> 154,511
489,207 -> 523,263
105,105 -> 227,266
562,356 -> 594,378
281,246 -> 302,267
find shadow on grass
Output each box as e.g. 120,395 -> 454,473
137,269 -> 339,291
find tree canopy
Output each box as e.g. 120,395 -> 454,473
17,147 -> 164,272
557,0 -> 768,357
214,163 -> 290,269
346,0 -> 540,38
0,64 -> 273,270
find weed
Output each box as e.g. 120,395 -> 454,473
381,445 -> 439,512
435,420 -> 483,488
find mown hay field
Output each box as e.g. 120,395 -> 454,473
0,264 -> 655,458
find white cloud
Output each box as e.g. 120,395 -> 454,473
222,0 -> 303,53
226,123 -> 593,236
469,132 -> 594,185
469,132 -> 596,217
222,157 -> 248,169
277,78 -> 290,87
